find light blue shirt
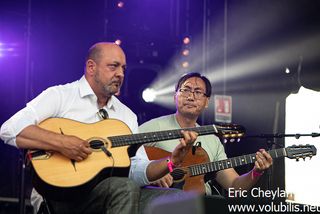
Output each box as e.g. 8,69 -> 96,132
139,114 -> 227,195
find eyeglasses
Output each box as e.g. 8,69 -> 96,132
178,88 -> 207,99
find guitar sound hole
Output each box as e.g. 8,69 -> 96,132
89,140 -> 104,149
171,169 -> 185,181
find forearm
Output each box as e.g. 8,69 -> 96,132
146,158 -> 170,182
231,169 -> 262,190
16,125 -> 63,151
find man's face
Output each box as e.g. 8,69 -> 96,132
175,77 -> 209,118
92,45 -> 126,97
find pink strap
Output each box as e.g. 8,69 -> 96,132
252,169 -> 264,179
167,158 -> 175,172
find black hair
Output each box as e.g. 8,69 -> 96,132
175,72 -> 212,97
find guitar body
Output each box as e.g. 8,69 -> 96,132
145,146 -> 210,194
30,118 -> 133,200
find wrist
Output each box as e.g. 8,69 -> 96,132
166,157 -> 176,172
252,168 -> 264,179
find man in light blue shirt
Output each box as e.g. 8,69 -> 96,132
140,72 -> 273,195
0,42 -> 198,214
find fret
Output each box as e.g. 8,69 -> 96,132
212,162 -> 216,171
196,165 -> 200,175
230,159 -> 234,167
190,166 -> 195,176
199,165 -> 204,174
249,155 -> 253,163
241,157 -> 246,164
234,157 -> 238,167
223,160 -> 227,169
251,156 -> 256,163
218,162 -> 222,170
193,166 -> 198,176
212,162 -> 217,171
231,158 -> 236,167
202,165 -> 207,174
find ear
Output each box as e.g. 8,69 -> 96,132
205,97 -> 209,108
86,59 -> 96,75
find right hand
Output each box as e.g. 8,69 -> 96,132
59,135 -> 92,161
150,174 -> 173,188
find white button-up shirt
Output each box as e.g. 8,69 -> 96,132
0,76 -> 151,210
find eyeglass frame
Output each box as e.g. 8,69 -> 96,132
177,88 -> 208,99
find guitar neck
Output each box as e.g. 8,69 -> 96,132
187,148 -> 287,177
108,125 -> 218,148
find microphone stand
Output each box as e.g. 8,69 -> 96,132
245,132 -> 319,190
19,149 -> 27,214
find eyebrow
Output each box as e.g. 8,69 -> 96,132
108,61 -> 127,69
181,85 -> 204,91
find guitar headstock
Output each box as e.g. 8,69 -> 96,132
215,123 -> 246,143
286,144 -> 317,161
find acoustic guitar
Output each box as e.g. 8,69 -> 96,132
28,118 -> 243,200
146,145 -> 317,194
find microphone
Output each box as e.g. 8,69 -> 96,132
98,109 -> 109,120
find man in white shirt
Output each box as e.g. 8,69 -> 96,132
0,42 -> 197,214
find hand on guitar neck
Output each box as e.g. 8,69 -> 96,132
170,130 -> 198,166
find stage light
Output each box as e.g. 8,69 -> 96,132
117,1 -> 124,8
182,49 -> 190,56
183,37 -> 190,45
182,61 -> 189,68
0,42 -> 19,58
285,67 -> 290,74
115,39 -> 122,45
141,4 -> 320,110
142,88 -> 156,103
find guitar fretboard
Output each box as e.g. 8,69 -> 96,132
108,125 -> 217,147
188,148 -> 287,177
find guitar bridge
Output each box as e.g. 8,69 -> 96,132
28,150 -> 52,160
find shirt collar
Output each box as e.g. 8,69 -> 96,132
79,76 -> 115,110
79,76 -> 95,98
172,114 -> 199,127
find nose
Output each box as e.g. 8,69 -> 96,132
115,67 -> 125,78
186,93 -> 195,100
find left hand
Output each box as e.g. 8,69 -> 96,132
171,130 -> 198,166
253,149 -> 273,173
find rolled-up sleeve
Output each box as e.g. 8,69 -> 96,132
0,87 -> 60,147
129,145 -> 152,186
0,106 -> 38,147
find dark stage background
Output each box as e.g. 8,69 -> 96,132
0,0 -> 319,212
